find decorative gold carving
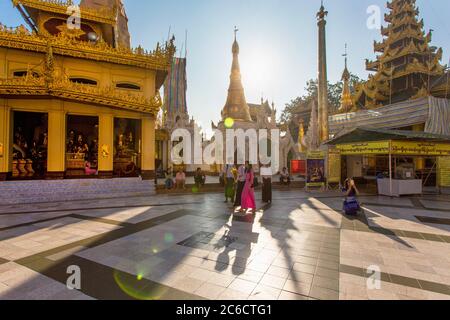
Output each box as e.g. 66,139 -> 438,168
12,0 -> 117,25
410,87 -> 429,100
0,24 -> 176,71
0,71 -> 163,116
55,24 -> 86,39
37,12 -> 102,40
101,144 -> 109,158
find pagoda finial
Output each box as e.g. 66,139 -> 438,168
232,26 -> 240,55
317,0 -> 328,21
343,43 -> 348,69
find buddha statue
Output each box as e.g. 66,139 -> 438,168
75,134 -> 89,159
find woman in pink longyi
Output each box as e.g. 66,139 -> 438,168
240,164 -> 256,214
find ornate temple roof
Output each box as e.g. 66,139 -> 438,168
221,29 -> 253,122
12,0 -> 116,25
1,0 -> 176,72
0,0 -> 174,115
0,23 -> 175,71
80,0 -> 131,49
0,46 -> 163,116
347,0 -> 448,112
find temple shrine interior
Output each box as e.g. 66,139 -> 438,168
12,111 -> 48,179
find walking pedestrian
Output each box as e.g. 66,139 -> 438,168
234,162 -> 247,208
240,164 -> 256,214
261,164 -> 273,203
223,164 -> 235,203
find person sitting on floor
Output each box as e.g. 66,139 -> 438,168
165,168 -> 174,190
194,168 -> 206,189
280,167 -> 291,186
175,169 -> 186,190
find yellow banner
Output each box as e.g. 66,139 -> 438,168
438,157 -> 450,187
327,149 -> 341,183
307,151 -> 325,159
336,141 -> 390,155
391,141 -> 450,156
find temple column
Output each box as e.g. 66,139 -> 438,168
0,101 -> 11,180
164,139 -> 170,171
47,109 -> 66,179
141,116 -> 156,180
317,3 -> 329,142
98,113 -> 114,178
413,124 -> 425,170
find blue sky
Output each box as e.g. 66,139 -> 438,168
1,0 -> 449,135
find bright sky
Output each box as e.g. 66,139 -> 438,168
1,0 -> 449,136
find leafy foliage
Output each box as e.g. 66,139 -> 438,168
280,74 -> 361,139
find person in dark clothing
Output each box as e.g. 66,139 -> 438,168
194,168 -> 206,189
343,178 -> 361,215
261,164 -> 273,203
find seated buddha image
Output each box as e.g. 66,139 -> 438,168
115,119 -> 136,159
116,132 -> 135,158
75,134 -> 89,159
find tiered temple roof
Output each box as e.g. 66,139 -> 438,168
350,0 -> 448,111
0,0 -> 176,116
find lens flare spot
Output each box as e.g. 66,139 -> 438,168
114,270 -> 167,300
164,233 -> 174,243
191,186 -> 199,193
224,117 -> 235,129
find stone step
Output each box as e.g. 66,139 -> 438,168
0,178 -> 155,205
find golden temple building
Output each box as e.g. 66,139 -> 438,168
0,0 -> 175,181
351,0 -> 449,110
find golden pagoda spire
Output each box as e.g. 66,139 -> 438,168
339,44 -> 354,113
221,27 -> 252,122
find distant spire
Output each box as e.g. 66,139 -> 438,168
221,28 -> 252,122
343,43 -> 348,69
232,26 -> 240,55
339,43 -> 353,113
342,43 -> 350,81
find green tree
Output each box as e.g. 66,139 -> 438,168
280,74 -> 361,139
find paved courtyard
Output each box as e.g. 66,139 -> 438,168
0,190 -> 450,300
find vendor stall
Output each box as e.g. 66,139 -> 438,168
326,128 -> 450,197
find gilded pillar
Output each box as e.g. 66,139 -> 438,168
413,123 -> 425,170
47,110 -> 66,179
0,101 -> 11,180
98,113 -> 114,178
317,3 -> 329,142
141,116 -> 156,180
298,119 -> 305,153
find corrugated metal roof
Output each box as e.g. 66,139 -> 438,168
325,127 -> 450,145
